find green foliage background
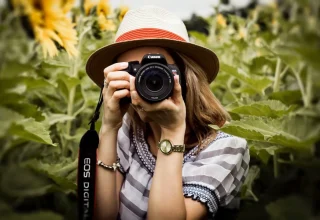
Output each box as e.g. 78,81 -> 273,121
0,0 -> 319,219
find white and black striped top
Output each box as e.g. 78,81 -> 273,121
116,115 -> 250,219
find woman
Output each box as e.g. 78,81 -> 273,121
85,5 -> 249,220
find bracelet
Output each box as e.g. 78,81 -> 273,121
97,159 -> 120,171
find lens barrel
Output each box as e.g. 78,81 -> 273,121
135,63 -> 174,102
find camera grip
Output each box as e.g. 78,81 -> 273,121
119,96 -> 131,105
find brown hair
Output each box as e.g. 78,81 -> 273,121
127,50 -> 231,150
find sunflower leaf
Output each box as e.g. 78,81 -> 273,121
211,115 -> 320,150
220,63 -> 273,95
8,118 -> 56,146
226,100 -> 295,118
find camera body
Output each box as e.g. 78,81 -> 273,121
121,53 -> 182,103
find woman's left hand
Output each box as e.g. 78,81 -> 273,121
130,75 -> 186,133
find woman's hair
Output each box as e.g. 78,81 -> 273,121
127,50 -> 231,149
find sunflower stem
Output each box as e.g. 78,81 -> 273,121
292,66 -> 308,107
305,69 -> 313,108
64,15 -> 85,156
273,58 -> 282,93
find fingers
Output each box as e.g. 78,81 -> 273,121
108,89 -> 130,111
106,80 -> 130,97
129,74 -> 136,92
102,62 -> 130,110
103,62 -> 130,89
104,62 -> 128,77
171,75 -> 183,102
104,71 -> 131,83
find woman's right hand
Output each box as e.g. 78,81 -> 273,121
101,62 -> 131,132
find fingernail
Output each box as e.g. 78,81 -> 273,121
120,62 -> 128,68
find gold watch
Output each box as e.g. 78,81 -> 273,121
158,139 -> 185,155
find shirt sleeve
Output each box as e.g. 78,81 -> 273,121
182,133 -> 250,217
116,114 -> 133,174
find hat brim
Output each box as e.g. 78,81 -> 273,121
86,38 -> 219,87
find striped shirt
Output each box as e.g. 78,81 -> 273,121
116,114 -> 250,219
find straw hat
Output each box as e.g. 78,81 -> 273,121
86,5 -> 219,87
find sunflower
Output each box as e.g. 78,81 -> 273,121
12,0 -> 78,58
97,0 -> 115,31
83,0 -> 99,15
216,14 -> 227,28
98,13 -> 116,31
97,0 -> 111,15
84,0 -> 116,31
118,5 -> 129,21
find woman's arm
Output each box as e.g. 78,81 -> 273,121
94,127 -> 124,220
94,62 -> 130,219
147,128 -> 186,220
147,128 -> 209,220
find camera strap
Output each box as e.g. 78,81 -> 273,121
77,85 -> 103,220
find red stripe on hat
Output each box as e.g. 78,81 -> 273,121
115,28 -> 186,42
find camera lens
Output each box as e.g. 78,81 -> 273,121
135,64 -> 174,103
145,69 -> 164,92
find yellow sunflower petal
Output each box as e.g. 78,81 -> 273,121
118,5 -> 129,21
84,0 -> 99,15
34,26 -> 59,58
46,29 -> 63,46
98,12 -> 115,31
97,0 -> 111,16
62,39 -> 79,57
216,14 -> 227,28
61,0 -> 75,14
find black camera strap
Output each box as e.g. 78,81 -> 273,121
77,84 -> 103,220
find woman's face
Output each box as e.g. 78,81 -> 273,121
117,46 -> 175,122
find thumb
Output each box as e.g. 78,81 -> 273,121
172,75 -> 183,102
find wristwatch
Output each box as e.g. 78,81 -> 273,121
158,139 -> 185,155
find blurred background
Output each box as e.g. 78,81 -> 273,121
0,0 -> 319,219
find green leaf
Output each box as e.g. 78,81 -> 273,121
0,165 -> 53,198
4,102 -> 45,121
266,195 -> 312,220
189,31 -> 207,43
46,113 -> 75,126
226,100 -> 295,118
0,107 -> 24,137
41,51 -> 71,68
220,63 -> 273,95
8,118 -> 56,146
57,72 -> 81,90
33,92 -> 66,114
241,165 -> 260,201
25,160 -> 77,192
294,107 -> 320,119
22,76 -> 54,90
249,141 -> 285,164
269,90 -> 302,105
210,115 -> 320,150
0,61 -> 34,76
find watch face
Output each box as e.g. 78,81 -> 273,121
159,140 -> 172,154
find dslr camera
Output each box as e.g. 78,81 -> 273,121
121,53 -> 182,103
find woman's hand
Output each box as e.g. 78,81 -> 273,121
130,75 -> 186,134
102,62 -> 131,132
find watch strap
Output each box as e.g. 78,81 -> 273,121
172,144 -> 185,153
